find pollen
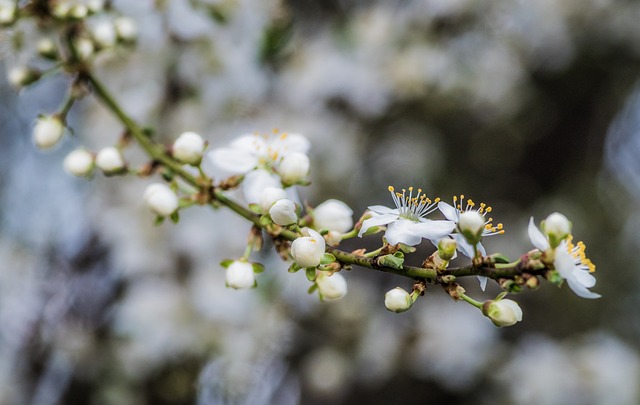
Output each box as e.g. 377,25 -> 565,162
388,185 -> 440,221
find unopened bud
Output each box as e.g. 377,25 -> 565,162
9,66 -> 42,88
0,0 -> 16,25
95,146 -> 125,174
143,183 -> 179,216
541,212 -> 571,248
259,187 -> 287,213
33,115 -> 65,149
91,20 -> 117,49
437,238 -> 457,261
269,199 -> 298,226
37,38 -> 58,59
74,38 -> 95,60
483,299 -> 523,327
291,228 -> 325,268
324,230 -> 342,246
384,287 -> 413,313
312,199 -> 353,233
458,211 -> 485,244
316,272 -> 347,301
278,152 -> 309,185
225,260 -> 255,289
63,149 -> 94,177
172,131 -> 205,165
114,16 -> 137,43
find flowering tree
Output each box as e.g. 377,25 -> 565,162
2,0 -> 601,332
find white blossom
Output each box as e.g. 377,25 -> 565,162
316,272 -> 347,301
313,199 -> 353,234
269,199 -> 298,226
259,187 -> 287,213
384,287 -> 413,313
33,115 -> 65,149
484,299 -> 523,327
114,16 -> 138,43
173,131 -> 205,165
91,20 -> 117,48
95,147 -> 125,173
291,228 -> 325,268
63,149 -> 94,177
554,238 -> 600,299
225,261 -> 255,289
143,183 -> 179,217
359,186 -> 455,246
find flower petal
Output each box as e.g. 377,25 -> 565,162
209,148 -> 258,175
358,213 -> 398,237
438,202 -> 459,222
242,169 -> 281,204
271,133 -> 311,154
410,220 -> 456,242
385,219 -> 422,246
528,217 -> 550,251
367,205 -> 399,215
573,269 -> 597,289
477,276 -> 488,291
566,277 -> 601,299
453,234 -> 476,258
230,134 -> 267,154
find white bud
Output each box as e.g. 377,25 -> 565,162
172,131 -> 205,165
87,0 -> 105,13
143,183 -> 179,216
313,199 -> 353,233
37,38 -> 58,59
114,16 -> 137,43
33,115 -> 65,149
95,147 -> 125,173
291,228 -> 325,268
484,299 -> 523,327
75,38 -> 95,60
316,272 -> 347,301
0,1 -> 16,25
259,187 -> 287,213
52,3 -> 71,18
8,66 -> 40,88
278,152 -> 309,185
225,261 -> 255,289
324,230 -> 342,246
458,211 -> 485,243
269,199 -> 298,226
542,212 -> 571,248
70,4 -> 88,19
437,238 -> 457,261
91,20 -> 117,48
384,287 -> 413,313
63,149 -> 94,177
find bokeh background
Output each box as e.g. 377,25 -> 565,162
2,0 -> 640,404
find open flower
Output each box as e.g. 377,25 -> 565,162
208,131 -> 310,176
553,238 -> 600,299
358,186 -> 455,246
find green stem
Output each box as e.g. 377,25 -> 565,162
363,246 -> 384,258
460,292 -> 484,309
340,228 -> 358,240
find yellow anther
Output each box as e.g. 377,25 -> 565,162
388,186 -> 394,192
486,207 -> 492,213
497,223 -> 503,229
435,197 -> 440,203
273,128 -> 279,133
409,186 -> 413,192
418,188 -> 422,193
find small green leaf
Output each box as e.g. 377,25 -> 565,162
252,263 -> 265,274
248,203 -> 262,214
154,215 -> 165,226
397,244 -> 416,254
307,284 -> 318,294
220,259 -> 234,268
259,214 -> 272,227
170,211 -> 180,224
305,267 -> 317,281
288,262 -> 301,273
362,225 -> 381,236
378,252 -> 405,270
488,253 -> 511,264
320,253 -> 336,265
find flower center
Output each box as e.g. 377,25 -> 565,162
388,186 -> 439,222
566,236 -> 596,273
453,195 -> 504,235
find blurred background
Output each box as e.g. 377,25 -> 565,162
1,0 -> 640,404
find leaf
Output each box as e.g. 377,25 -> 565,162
252,263 -> 265,274
170,211 -> 180,224
377,252 -> 405,270
154,215 -> 165,226
307,284 -> 318,294
320,253 -> 336,265
305,267 -> 317,281
220,259 -> 234,268
288,262 -> 301,273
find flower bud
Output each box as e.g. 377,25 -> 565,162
91,20 -> 117,49
87,0 -> 105,13
33,115 -> 65,149
95,147 -> 125,174
269,199 -> 298,226
37,38 -> 58,60
278,152 -> 309,185
437,238 -> 457,261
316,272 -> 347,301
384,287 -> 413,313
63,149 -> 94,177
0,1 -> 16,25
291,228 -> 325,268
8,67 -> 41,88
225,260 -> 255,289
458,211 -> 485,244
74,38 -> 95,60
114,17 -> 137,43
70,4 -> 88,19
541,212 -> 571,248
312,199 -> 353,233
172,131 -> 205,165
259,187 -> 287,213
324,230 -> 342,246
483,299 -> 523,327
143,183 -> 179,216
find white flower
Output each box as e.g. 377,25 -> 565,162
359,186 -> 455,246
242,169 -> 281,204
114,16 -> 137,43
291,228 -> 325,268
484,299 -> 523,327
63,149 -> 94,177
313,199 -> 353,233
553,238 -> 600,299
37,38 -> 57,59
143,183 -> 179,216
74,38 -> 95,60
259,186 -> 287,213
278,151 -> 310,185
91,20 -> 117,48
225,261 -> 255,289
172,131 -> 205,165
384,287 -> 413,313
316,272 -> 347,301
95,147 -> 125,173
208,131 -> 310,176
269,199 -> 298,226
33,115 -> 65,149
